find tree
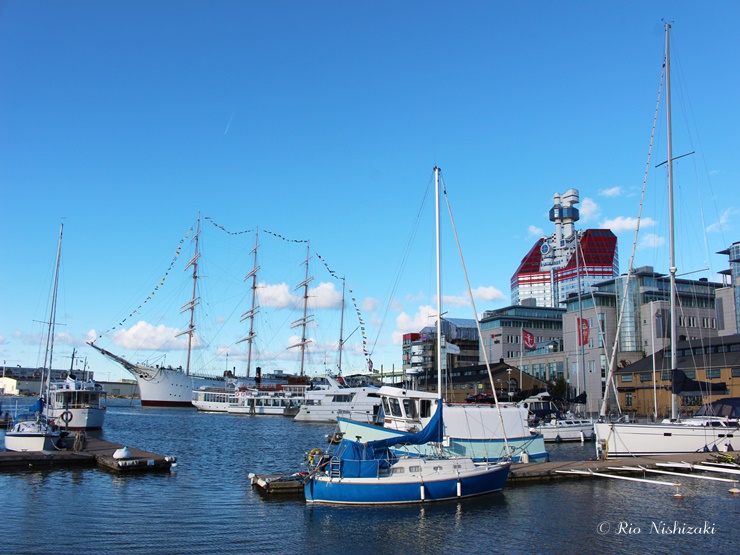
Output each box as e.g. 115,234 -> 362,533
547,375 -> 568,399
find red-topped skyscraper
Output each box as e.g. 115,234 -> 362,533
511,189 -> 619,308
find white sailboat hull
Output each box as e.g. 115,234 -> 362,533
594,420 -> 738,459
4,416 -> 61,452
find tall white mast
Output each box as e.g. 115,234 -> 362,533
435,166 -> 443,399
665,22 -> 679,421
176,214 -> 201,376
237,228 -> 260,378
43,223 -> 64,399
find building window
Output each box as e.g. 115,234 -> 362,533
621,374 -> 633,383
640,373 -> 652,383
626,393 -> 633,407
732,368 -> 740,378
706,369 -> 721,379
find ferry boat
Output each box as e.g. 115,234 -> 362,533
294,375 -> 381,423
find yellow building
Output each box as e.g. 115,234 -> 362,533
610,334 -> 740,419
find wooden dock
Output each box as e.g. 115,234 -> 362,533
0,434 -> 176,473
508,450 -> 739,485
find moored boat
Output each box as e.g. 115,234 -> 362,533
5,398 -> 62,452
46,374 -> 107,430
5,225 -> 65,452
304,400 -> 511,504
294,375 -> 381,423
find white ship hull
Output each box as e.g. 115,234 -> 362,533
532,419 -> 595,443
294,385 -> 381,423
46,378 -> 107,430
127,364 -> 225,407
594,420 -> 738,459
46,405 -> 106,430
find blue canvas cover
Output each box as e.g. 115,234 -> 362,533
29,398 -> 45,414
331,401 -> 445,478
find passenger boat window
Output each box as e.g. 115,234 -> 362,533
419,400 -> 433,418
388,398 -> 402,417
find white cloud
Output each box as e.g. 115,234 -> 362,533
442,285 -> 505,308
362,297 -> 379,313
257,282 -> 297,309
474,285 -> 505,302
706,207 -> 739,233
391,305 -> 437,345
580,198 -> 600,222
600,186 -> 622,197
310,282 -> 342,309
527,225 -> 543,237
600,216 -> 656,233
638,233 -> 665,249
111,321 -> 198,351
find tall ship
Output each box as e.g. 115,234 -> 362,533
89,215 -> 228,407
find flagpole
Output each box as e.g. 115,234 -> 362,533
519,327 -> 523,391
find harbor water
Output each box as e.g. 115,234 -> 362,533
1,399 -> 738,555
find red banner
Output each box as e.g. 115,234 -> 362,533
522,329 -> 536,351
578,318 -> 590,346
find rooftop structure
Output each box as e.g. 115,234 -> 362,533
511,189 -> 619,308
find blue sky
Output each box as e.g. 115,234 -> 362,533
1,1 -> 738,381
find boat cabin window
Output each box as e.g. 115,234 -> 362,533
402,398 -> 418,419
419,400 -> 433,418
385,397 -> 403,417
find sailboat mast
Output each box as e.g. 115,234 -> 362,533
576,233 -> 585,397
435,166 -> 443,399
665,22 -> 678,420
237,228 -> 260,378
290,243 -> 314,377
338,277 -> 346,375
178,214 -> 202,376
43,223 -> 64,397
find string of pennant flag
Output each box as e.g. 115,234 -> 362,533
92,226 -> 194,343
207,217 -> 371,362
95,217 -> 373,369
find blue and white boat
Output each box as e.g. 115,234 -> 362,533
304,401 -> 510,504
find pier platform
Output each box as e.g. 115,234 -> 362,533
0,435 -> 176,473
509,450 -> 739,485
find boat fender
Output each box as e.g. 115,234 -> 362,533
308,448 -> 323,467
60,411 -> 73,424
113,446 -> 132,460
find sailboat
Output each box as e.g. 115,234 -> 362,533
89,215 -> 228,406
336,168 -> 548,463
4,225 -> 65,451
593,23 -> 738,459
303,167 -> 510,504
